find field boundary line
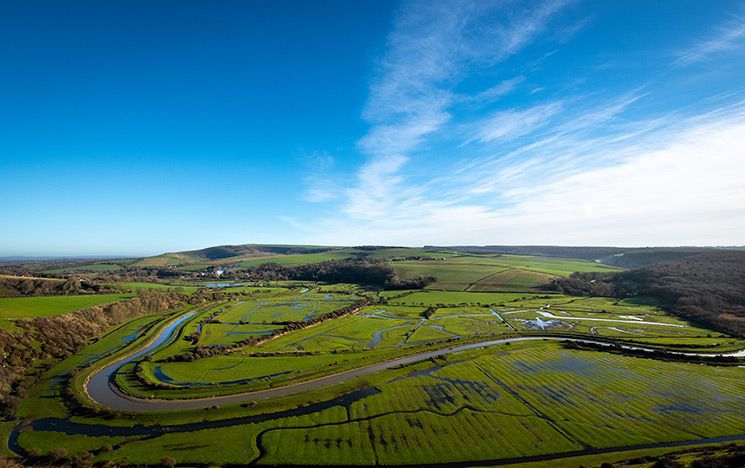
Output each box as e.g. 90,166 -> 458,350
464,268 -> 511,291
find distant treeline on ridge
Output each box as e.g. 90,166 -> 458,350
549,251 -> 745,337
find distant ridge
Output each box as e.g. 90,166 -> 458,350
425,245 -> 740,268
133,243 -> 745,270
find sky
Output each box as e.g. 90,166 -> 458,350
1,0 -> 744,256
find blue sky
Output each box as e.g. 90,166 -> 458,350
2,0 -> 744,256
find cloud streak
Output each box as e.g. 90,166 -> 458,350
292,1 -> 745,247
473,102 -> 562,143
302,106 -> 745,246
674,13 -> 745,66
346,0 -> 570,219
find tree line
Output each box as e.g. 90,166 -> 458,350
0,276 -> 115,297
233,258 -> 436,289
548,251 -> 745,337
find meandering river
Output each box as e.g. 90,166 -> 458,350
85,311 -> 745,413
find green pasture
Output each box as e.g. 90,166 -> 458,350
387,290 -> 551,306
468,268 -> 554,291
214,292 -> 358,326
236,252 -> 352,268
115,290 -> 725,401
134,253 -> 201,267
363,247 -> 458,259
21,340 -> 744,465
392,254 -> 620,292
0,294 -> 134,330
7,259 -> 745,468
394,262 -> 501,290
48,289 -> 743,407
142,353 -> 355,388
43,263 -> 124,274
426,307 -> 507,337
198,323 -> 282,346
483,254 -> 620,275
144,290 -> 361,355
0,421 -> 13,457
250,312 -> 412,353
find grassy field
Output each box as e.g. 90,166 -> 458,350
394,262 -> 503,290
0,293 -> 135,330
0,421 -> 13,457
235,252 -> 353,268
13,340 -> 745,465
256,341 -> 745,465
210,290 -> 359,326
100,287 -> 732,403
467,268 -> 554,291
133,252 -> 203,267
4,249 -> 744,468
386,290 -> 549,306
132,248 -> 618,287
362,247 -> 459,259
42,262 -> 125,274
392,254 -> 620,292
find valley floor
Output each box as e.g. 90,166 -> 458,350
5,283 -> 745,466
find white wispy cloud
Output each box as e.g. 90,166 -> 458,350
345,0 -> 570,219
462,76 -> 525,105
300,106 -> 745,246
674,13 -> 745,66
302,152 -> 338,203
491,112 -> 745,245
291,2 -> 745,247
473,102 -> 563,143
463,90 -> 647,194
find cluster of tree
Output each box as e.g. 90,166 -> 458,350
0,276 -> 116,297
549,251 -> 745,337
243,259 -> 394,284
11,447 -> 94,467
386,275 -> 436,290
422,306 -> 437,319
185,289 -> 243,304
6,446 -> 177,468
0,290 -> 184,417
545,272 -> 622,297
234,258 -> 435,289
594,248 -> 711,268
649,443 -> 745,468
